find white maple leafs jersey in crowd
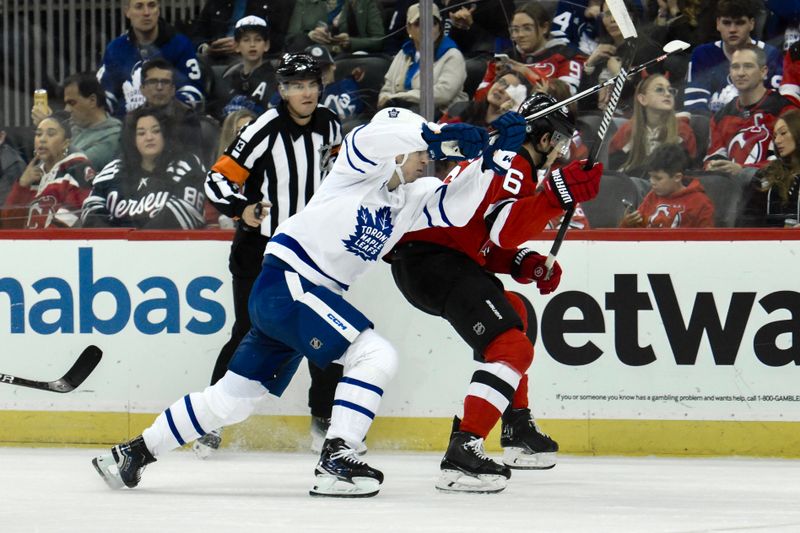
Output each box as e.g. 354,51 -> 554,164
265,113 -> 493,293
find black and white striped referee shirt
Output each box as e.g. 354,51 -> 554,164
205,101 -> 342,236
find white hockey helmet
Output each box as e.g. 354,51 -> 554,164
371,106 -> 426,127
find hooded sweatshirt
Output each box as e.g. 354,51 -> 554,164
621,179 -> 715,228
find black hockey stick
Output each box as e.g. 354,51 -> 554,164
543,0 -> 646,277
0,345 -> 102,393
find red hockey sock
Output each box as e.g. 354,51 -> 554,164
511,374 -> 529,410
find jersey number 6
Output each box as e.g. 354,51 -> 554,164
502,168 -> 524,195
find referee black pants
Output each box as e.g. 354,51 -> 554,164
210,226 -> 343,419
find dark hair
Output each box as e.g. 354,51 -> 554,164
40,110 -> 73,139
645,143 -> 689,176
758,109 -> 800,204
120,106 -> 175,175
141,57 -> 175,81
62,71 -> 107,111
513,2 -> 551,37
716,0 -> 758,19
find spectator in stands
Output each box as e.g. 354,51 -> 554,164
441,0 -> 516,58
3,112 -> 94,229
60,73 -> 122,172
475,2 -> 585,99
378,3 -> 467,114
99,0 -> 204,117
684,0 -> 783,115
139,58 -> 219,166
440,72 -> 530,127
577,0 -> 664,113
609,74 -> 697,176
81,107 -> 206,229
188,0 -> 293,58
286,0 -> 385,54
646,0 -> 701,47
780,41 -> 800,106
704,47 -> 795,176
550,0 -> 603,56
737,108 -> 800,227
620,143 -> 715,227
217,16 -> 276,118
0,124 -> 26,207
307,44 -> 366,126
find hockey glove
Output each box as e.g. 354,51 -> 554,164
543,160 -> 603,209
511,249 -> 562,295
421,122 -> 488,161
482,111 -> 527,175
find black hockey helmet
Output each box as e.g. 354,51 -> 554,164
517,92 -> 575,147
233,15 -> 270,41
276,53 -> 322,84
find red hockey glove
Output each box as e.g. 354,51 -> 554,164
511,249 -> 562,295
543,160 -> 603,209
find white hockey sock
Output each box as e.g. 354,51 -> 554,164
327,329 -> 398,449
143,371 -> 267,456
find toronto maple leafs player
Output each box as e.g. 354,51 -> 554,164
91,107 -> 526,497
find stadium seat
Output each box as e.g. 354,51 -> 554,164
689,114 -> 710,166
464,56 -> 489,97
581,172 -> 640,228
692,172 -> 748,227
577,112 -> 618,168
334,54 -> 392,113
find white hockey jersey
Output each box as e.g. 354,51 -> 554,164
265,111 -> 493,292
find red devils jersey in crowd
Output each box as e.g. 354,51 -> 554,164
780,45 -> 800,106
396,150 -> 562,267
474,38 -> 585,99
620,179 -> 715,228
705,90 -> 795,167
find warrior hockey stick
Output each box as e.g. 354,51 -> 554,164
0,345 -> 102,393
543,0 -> 642,277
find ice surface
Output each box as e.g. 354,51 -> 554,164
1,448 -> 799,533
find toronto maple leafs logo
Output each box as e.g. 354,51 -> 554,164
342,206 -> 394,261
387,108 -> 400,118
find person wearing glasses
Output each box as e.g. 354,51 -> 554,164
609,74 -> 697,176
138,58 -> 219,166
98,0 -> 205,117
474,2 -> 586,100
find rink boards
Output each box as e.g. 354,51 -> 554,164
0,228 -> 798,456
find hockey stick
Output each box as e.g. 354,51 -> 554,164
543,0 -> 642,277
0,345 -> 102,393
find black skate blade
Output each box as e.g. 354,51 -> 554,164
309,489 -> 379,498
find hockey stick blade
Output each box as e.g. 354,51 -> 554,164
0,345 -> 102,393
606,0 -> 638,39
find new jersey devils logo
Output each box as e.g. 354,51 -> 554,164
648,204 -> 684,228
728,124 -> 771,165
532,62 -> 556,78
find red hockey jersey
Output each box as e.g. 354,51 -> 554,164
705,90 -> 795,167
474,40 -> 585,100
780,47 -> 800,107
620,179 -> 715,228
396,150 -> 562,267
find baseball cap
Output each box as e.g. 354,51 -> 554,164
304,44 -> 335,66
234,15 -> 270,40
407,3 -> 442,25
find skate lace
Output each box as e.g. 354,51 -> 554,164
465,437 -> 492,461
530,419 -> 552,439
331,446 -> 367,465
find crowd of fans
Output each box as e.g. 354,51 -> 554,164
1,0 -> 799,230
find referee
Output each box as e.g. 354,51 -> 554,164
200,53 -> 343,456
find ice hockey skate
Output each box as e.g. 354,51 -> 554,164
192,428 -> 222,459
92,435 -> 156,490
501,408 -> 558,469
310,438 -> 383,498
310,416 -> 367,455
436,417 -> 511,493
